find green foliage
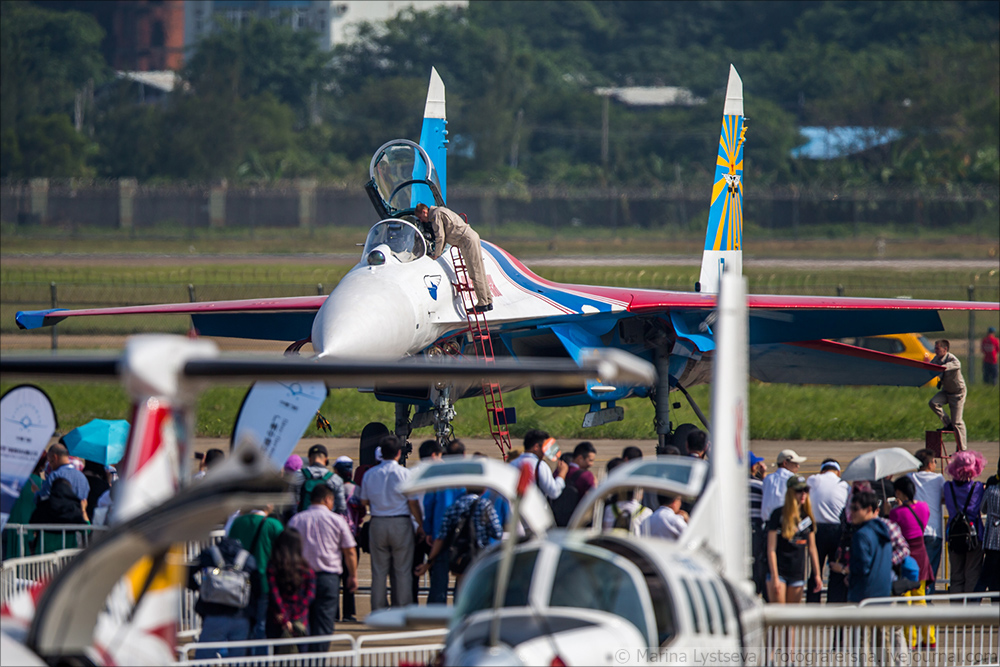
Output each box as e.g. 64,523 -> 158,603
0,1 -> 106,133
0,1 -> 104,178
183,15 -> 328,122
1,113 -> 93,178
3,1 -> 997,190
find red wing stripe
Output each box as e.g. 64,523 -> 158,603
47,295 -> 328,319
790,339 -> 941,369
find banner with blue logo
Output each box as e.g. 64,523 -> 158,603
1,385 -> 58,532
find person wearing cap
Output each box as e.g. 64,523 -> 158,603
765,475 -> 822,604
926,339 -> 967,451
748,452 -> 768,598
508,429 -> 568,500
982,326 -> 998,386
760,449 -> 807,524
284,455 -> 303,476
805,459 -> 849,603
291,445 -> 346,516
358,435 -> 424,610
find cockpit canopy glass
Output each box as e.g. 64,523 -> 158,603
368,139 -> 443,215
363,219 -> 426,263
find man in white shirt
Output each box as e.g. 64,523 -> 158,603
507,429 -> 568,500
642,493 -> 688,540
760,449 -> 807,522
805,458 -> 849,603
358,436 -> 424,610
908,448 -> 945,593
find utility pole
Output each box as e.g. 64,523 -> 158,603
601,94 -> 610,169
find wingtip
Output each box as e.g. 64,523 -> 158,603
15,308 -> 66,330
424,67 -> 446,120
724,64 -> 744,117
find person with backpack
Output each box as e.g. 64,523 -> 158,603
417,440 -> 465,603
549,442 -> 598,527
290,445 -> 346,517
508,430 -> 568,501
228,504 -> 284,647
943,450 -> 987,594
414,487 -> 502,586
189,536 -> 260,659
601,458 -> 653,535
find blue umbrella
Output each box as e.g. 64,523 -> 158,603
63,419 -> 130,466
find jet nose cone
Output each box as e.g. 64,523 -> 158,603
312,270 -> 418,360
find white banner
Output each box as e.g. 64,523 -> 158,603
1,385 -> 58,532
231,381 -> 327,467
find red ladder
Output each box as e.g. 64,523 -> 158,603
449,244 -> 512,457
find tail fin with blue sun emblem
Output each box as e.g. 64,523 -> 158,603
698,65 -> 746,294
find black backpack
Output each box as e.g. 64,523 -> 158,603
611,502 -> 634,530
298,469 -> 333,512
947,484 -> 981,554
447,496 -> 485,575
549,469 -> 584,527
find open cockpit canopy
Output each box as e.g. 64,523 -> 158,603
367,139 -> 444,219
362,219 -> 427,265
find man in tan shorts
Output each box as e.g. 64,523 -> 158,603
416,203 -> 493,312
926,339 -> 967,451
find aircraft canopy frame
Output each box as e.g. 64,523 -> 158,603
366,139 -> 444,219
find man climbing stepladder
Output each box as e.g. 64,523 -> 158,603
416,202 -> 493,313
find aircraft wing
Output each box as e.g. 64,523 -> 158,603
544,281 -> 995,345
16,295 -> 327,341
749,339 -> 943,386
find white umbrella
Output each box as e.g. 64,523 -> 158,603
841,447 -> 922,482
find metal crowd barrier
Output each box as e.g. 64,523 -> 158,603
2,523 -> 108,559
0,548 -> 80,606
763,594 -> 999,667
176,629 -> 448,666
0,527 -> 225,642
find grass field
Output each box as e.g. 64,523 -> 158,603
2,380 -> 997,443
2,222 -> 999,260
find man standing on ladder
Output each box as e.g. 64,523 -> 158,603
416,203 -> 493,313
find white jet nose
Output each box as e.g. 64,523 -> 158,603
311,269 -> 418,360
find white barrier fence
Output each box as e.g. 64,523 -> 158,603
762,595 -> 999,667
1,529 -> 225,640
0,548 -> 80,605
176,629 -> 448,667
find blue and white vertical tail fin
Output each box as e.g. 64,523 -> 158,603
698,65 -> 746,294
415,67 -> 448,205
684,269 -> 752,591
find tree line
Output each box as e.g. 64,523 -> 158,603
1,0 -> 997,191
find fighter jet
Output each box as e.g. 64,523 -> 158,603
15,66 -> 999,454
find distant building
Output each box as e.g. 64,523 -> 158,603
185,0 -> 466,54
40,1 -> 465,72
790,127 -> 904,160
37,0 -> 185,72
593,87 -> 706,107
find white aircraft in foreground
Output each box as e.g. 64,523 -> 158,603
366,272 -> 998,666
14,66 -> 999,456
1,277 -> 994,666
